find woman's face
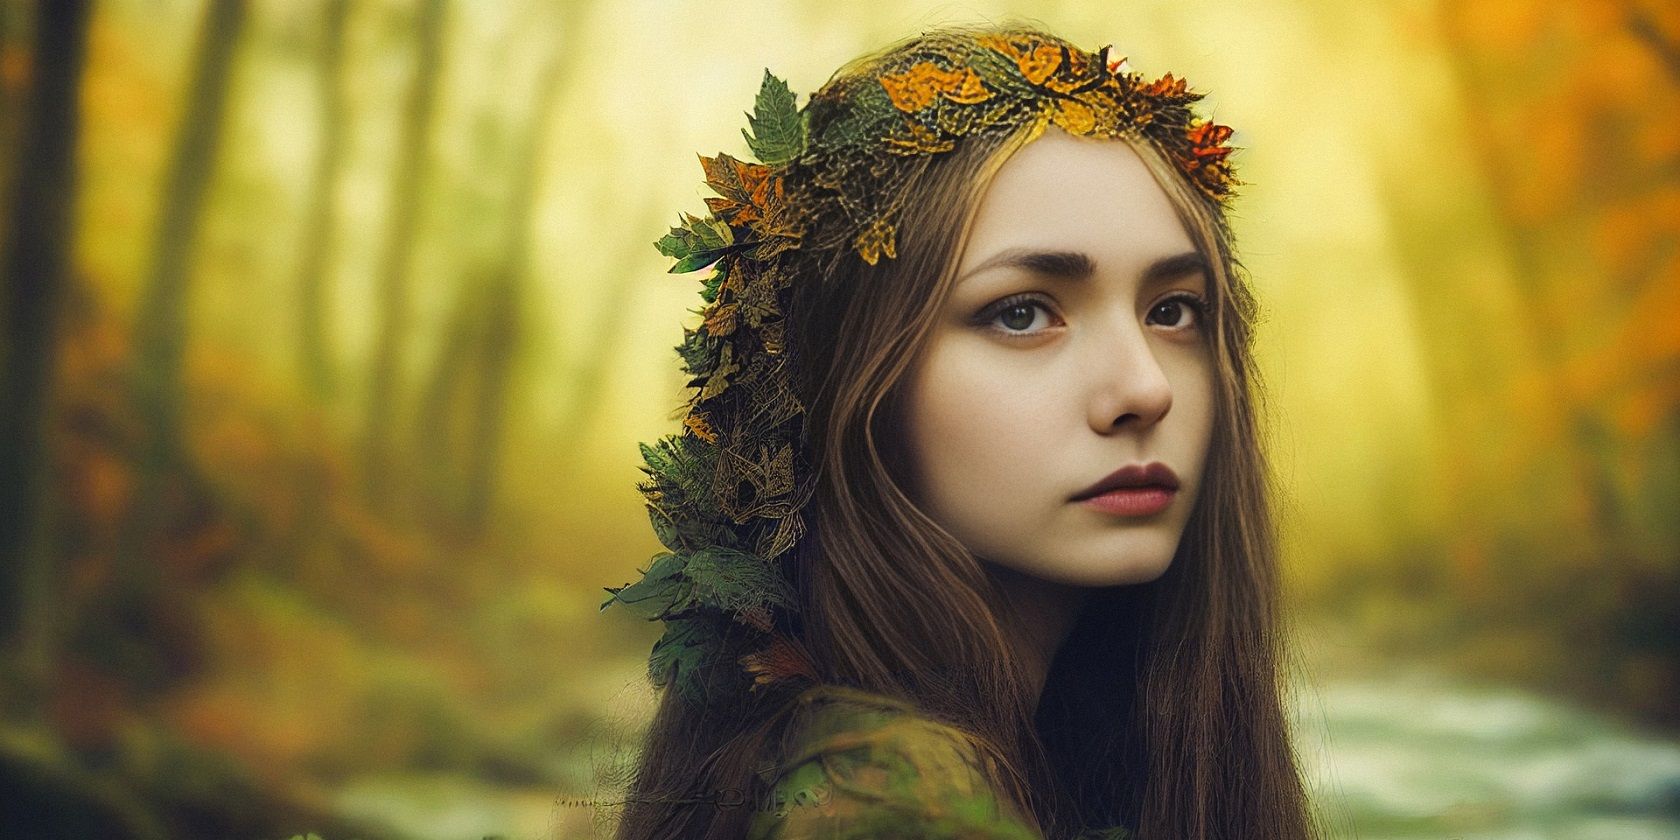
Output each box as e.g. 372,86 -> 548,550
899,127 -> 1215,587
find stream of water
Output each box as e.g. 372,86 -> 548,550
1293,668 -> 1680,839
333,668 -> 1680,839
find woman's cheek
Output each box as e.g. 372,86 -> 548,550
952,363 -> 1047,495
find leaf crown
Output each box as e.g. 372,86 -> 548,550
602,27 -> 1239,706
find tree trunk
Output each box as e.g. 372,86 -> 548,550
459,271 -> 518,536
362,0 -> 447,507
0,4 -> 25,233
124,0 -> 247,529
410,272 -> 482,521
106,0 -> 247,699
0,0 -> 92,683
295,0 -> 349,402
452,29 -> 575,536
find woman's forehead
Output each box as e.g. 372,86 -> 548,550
958,130 -> 1195,281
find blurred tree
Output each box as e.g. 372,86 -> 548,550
452,17 -> 579,537
122,0 -> 247,548
0,0 -> 92,698
409,0 -> 615,537
0,3 -> 27,223
279,0 -> 352,596
294,0 -> 349,404
363,0 -> 447,509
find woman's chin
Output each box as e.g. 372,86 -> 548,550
999,555 -> 1175,589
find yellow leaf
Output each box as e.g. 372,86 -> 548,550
854,218 -> 897,265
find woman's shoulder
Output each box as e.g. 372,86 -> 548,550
746,683 -> 1042,840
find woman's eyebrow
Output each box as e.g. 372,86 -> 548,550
956,248 -> 1208,288
1141,251 -> 1209,288
957,248 -> 1096,283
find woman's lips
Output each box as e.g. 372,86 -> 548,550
1078,485 -> 1176,517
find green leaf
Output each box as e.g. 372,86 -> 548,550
600,543 -> 789,622
649,617 -> 712,693
675,325 -> 720,375
635,433 -> 731,553
600,551 -> 687,619
742,69 -> 807,166
683,546 -> 795,613
647,502 -> 724,553
670,251 -> 726,274
655,212 -> 735,272
698,262 -> 727,303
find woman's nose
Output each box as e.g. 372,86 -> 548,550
1087,322 -> 1174,433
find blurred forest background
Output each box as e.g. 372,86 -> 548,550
0,0 -> 1675,838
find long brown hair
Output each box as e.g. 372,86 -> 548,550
610,24 -> 1317,840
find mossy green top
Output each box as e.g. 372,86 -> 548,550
746,684 -> 1134,840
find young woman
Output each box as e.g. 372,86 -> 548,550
603,23 -> 1317,840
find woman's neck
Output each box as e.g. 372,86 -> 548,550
987,564 -> 1088,710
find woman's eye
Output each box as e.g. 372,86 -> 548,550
1146,294 -> 1207,330
984,298 -> 1058,337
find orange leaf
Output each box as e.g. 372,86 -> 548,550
684,411 -> 718,443
878,61 -> 992,112
1141,72 -> 1188,98
739,634 -> 819,689
978,34 -> 1064,86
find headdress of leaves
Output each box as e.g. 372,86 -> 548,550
602,28 -> 1240,706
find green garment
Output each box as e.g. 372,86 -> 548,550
746,684 -> 1134,840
